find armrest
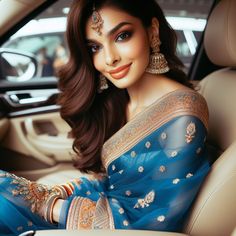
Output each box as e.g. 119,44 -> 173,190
34,229 -> 189,236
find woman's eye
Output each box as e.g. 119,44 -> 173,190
88,44 -> 100,54
116,31 -> 132,42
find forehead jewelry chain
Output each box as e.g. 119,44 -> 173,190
91,5 -> 104,35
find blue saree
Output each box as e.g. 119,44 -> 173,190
0,89 -> 210,235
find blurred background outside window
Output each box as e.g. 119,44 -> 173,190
2,0 -> 214,80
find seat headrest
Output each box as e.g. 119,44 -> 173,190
204,0 -> 236,67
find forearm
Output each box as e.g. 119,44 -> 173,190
52,199 -> 64,223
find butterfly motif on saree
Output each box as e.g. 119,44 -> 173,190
134,190 -> 155,209
185,122 -> 196,143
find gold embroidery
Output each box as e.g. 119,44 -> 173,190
157,215 -> 165,222
111,198 -> 117,203
130,151 -> 136,158
186,173 -> 193,178
102,89 -> 209,169
66,197 -> 97,229
93,197 -> 115,229
86,191 -> 91,195
66,197 -> 81,229
119,208 -> 124,214
138,166 -> 144,172
123,220 -> 129,226
134,190 -> 155,209
79,198 -> 96,229
185,122 -> 196,143
125,190 -> 132,196
0,172 -> 68,223
173,178 -> 180,184
161,132 -> 167,139
3,173 -> 60,213
110,185 -> 114,190
145,141 -> 151,148
170,150 -> 178,157
159,165 -> 166,172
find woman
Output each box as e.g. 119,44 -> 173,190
0,0 -> 210,234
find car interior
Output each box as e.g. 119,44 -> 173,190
0,0 -> 236,236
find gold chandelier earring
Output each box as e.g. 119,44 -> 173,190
97,74 -> 109,93
145,35 -> 170,74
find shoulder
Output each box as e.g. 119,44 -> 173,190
156,88 -> 209,131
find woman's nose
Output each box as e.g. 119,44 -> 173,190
104,45 -> 120,66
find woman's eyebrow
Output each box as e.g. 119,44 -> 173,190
107,22 -> 132,36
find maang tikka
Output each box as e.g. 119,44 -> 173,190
91,4 -> 103,35
145,35 -> 170,74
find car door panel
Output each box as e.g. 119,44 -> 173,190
1,111 -> 73,164
0,118 -> 9,141
0,87 -> 75,178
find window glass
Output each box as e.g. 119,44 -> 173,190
157,0 -> 214,72
2,0 -> 214,81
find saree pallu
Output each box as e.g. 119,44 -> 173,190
0,89 -> 210,235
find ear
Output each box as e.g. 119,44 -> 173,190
147,17 -> 160,43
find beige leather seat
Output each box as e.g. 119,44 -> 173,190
183,0 -> 236,235
38,0 -> 236,235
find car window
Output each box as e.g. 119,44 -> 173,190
158,0 -> 214,72
1,0 -> 214,81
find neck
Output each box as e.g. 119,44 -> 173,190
126,72 -> 168,110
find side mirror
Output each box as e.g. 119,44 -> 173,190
0,49 -> 37,82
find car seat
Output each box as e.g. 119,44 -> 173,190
183,0 -> 236,235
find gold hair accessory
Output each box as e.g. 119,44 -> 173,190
91,5 -> 103,35
145,35 -> 170,74
98,74 -> 109,93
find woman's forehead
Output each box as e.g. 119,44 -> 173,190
85,6 -> 140,38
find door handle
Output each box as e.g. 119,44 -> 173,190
9,94 -> 47,105
5,89 -> 59,107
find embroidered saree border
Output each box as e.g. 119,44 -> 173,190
93,197 -> 115,229
102,89 -> 209,169
66,196 -> 115,229
66,197 -> 96,229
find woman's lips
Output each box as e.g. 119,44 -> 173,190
108,63 -> 132,80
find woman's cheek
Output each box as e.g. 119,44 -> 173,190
120,37 -> 149,59
93,53 -> 104,72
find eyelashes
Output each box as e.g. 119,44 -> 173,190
88,44 -> 101,54
87,30 -> 133,54
115,30 -> 133,42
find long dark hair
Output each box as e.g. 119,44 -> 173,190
58,0 -> 190,174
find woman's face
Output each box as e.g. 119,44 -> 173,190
85,6 -> 151,89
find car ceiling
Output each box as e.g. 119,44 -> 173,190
0,0 -> 46,37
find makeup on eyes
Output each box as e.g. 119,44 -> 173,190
87,28 -> 134,54
87,43 -> 101,54
115,30 -> 133,42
